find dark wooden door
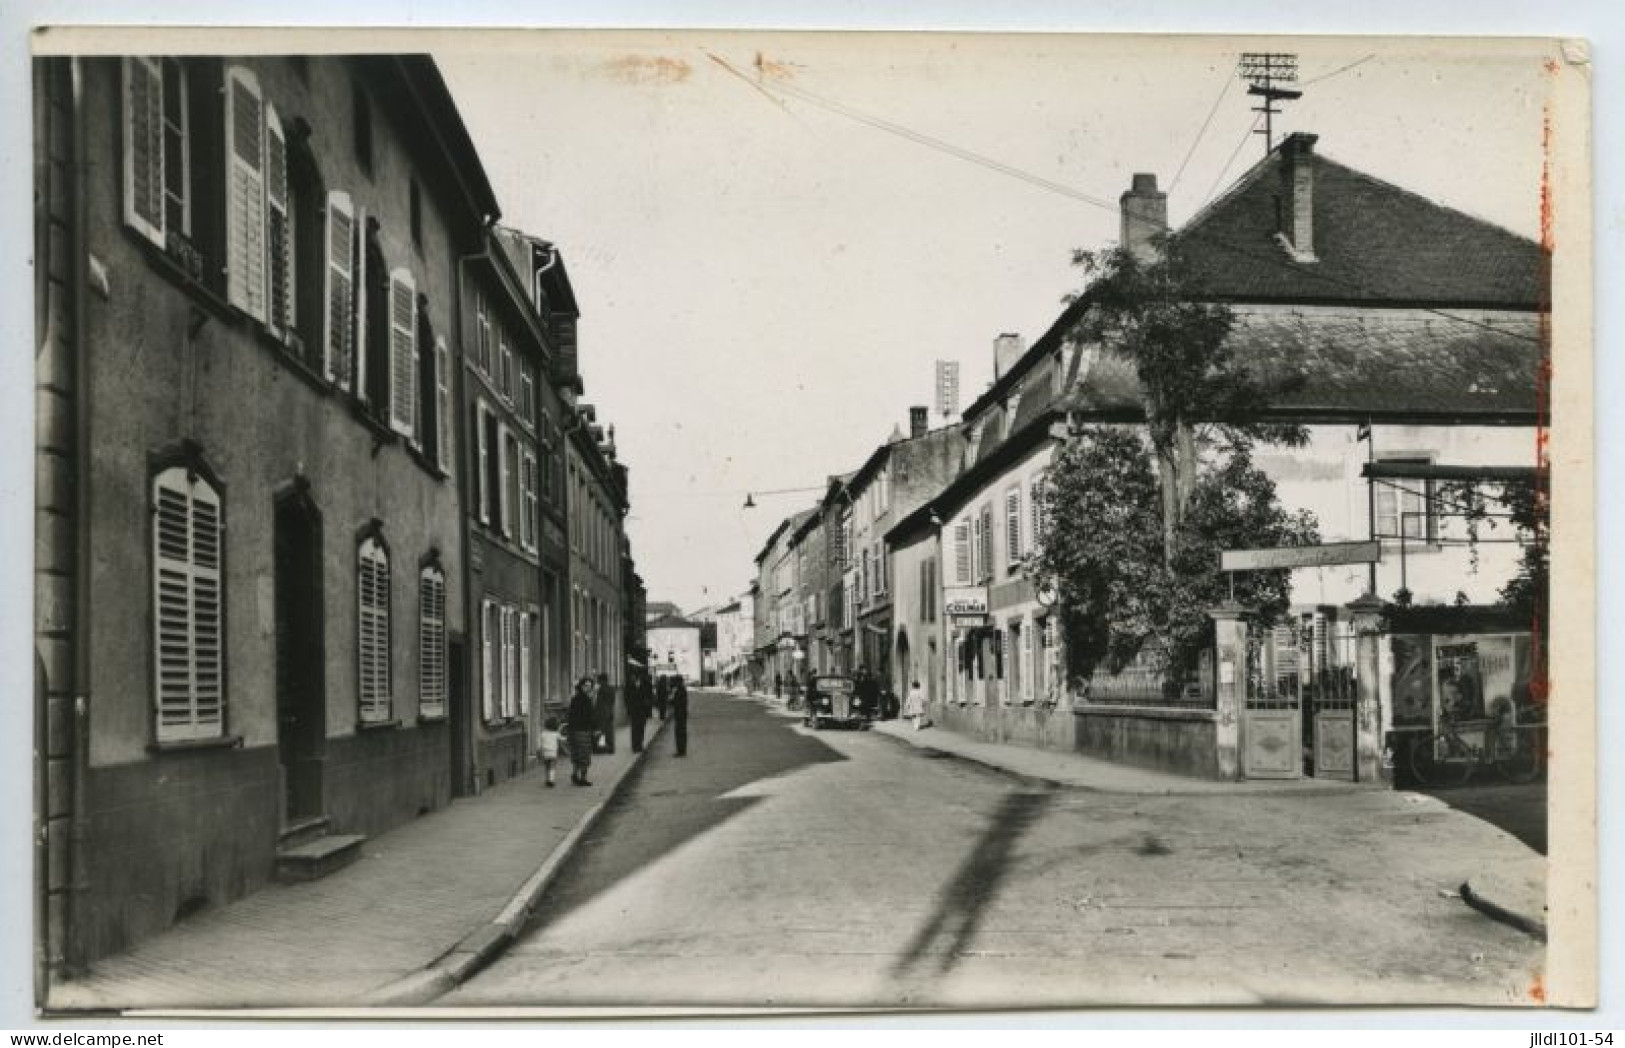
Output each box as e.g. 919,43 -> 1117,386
274,492 -> 325,822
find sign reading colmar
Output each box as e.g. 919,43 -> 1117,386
944,586 -> 989,617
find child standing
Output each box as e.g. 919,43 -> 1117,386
538,716 -> 562,787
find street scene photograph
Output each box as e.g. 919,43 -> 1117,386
25,26 -> 1593,1015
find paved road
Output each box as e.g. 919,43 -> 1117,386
1417,782 -> 1547,855
444,691 -> 1544,1009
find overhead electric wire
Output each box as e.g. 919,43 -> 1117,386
1168,72 -> 1233,193
1201,113 -> 1265,208
1300,54 -> 1375,86
704,54 -> 1543,348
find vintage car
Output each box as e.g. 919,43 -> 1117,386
803,674 -> 873,730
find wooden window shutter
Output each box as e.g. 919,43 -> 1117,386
265,104 -> 293,338
1005,488 -> 1022,564
357,537 -> 392,723
419,566 -> 446,719
519,612 -> 533,716
476,403 -> 490,524
501,605 -> 517,718
152,467 -> 224,742
480,600 -> 496,722
323,191 -> 356,389
953,521 -> 971,584
122,58 -> 166,247
435,338 -> 453,473
387,269 -> 417,437
498,426 -> 513,538
979,505 -> 994,581
1030,475 -> 1045,546
224,66 -> 268,321
351,207 -> 370,399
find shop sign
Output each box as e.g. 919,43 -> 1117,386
944,586 -> 988,618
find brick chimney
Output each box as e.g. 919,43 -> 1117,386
1277,132 -> 1319,262
1119,172 -> 1167,264
909,406 -> 928,439
993,333 -> 1025,381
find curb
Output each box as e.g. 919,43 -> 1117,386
363,717 -> 671,1006
869,722 -> 1386,797
1460,878 -> 1548,942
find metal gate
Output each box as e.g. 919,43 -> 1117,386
1243,624 -> 1302,779
1244,613 -> 1357,780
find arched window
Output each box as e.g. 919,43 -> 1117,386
419,560 -> 446,719
358,533 -> 392,723
152,464 -> 225,741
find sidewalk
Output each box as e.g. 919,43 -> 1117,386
47,721 -> 666,1014
869,716 -> 1379,795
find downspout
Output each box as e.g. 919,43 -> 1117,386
67,55 -> 93,976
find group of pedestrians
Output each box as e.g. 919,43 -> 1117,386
537,669 -> 691,788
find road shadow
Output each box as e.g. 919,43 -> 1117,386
1415,782 -> 1547,855
526,693 -> 850,929
891,790 -> 1055,980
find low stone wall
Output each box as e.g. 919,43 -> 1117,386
929,700 -> 1075,753
1073,705 -> 1224,779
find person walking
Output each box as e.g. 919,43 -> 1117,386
594,672 -> 618,754
566,677 -> 598,787
537,715 -> 563,786
655,674 -> 670,721
627,668 -> 652,754
773,672 -> 783,700
672,677 -> 690,757
904,680 -> 927,731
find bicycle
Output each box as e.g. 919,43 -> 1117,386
1405,706 -> 1545,788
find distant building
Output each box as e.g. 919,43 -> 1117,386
646,614 -> 704,684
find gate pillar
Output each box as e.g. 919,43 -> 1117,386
1347,593 -> 1388,785
1210,603 -> 1250,781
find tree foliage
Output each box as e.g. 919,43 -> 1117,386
1036,244 -> 1319,684
1065,245 -> 1308,560
1036,426 -> 1318,683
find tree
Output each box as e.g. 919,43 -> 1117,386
1036,426 -> 1318,683
1036,243 -> 1318,683
1064,244 -> 1307,563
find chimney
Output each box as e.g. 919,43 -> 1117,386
909,406 -> 928,439
1119,172 -> 1167,264
1277,132 -> 1318,262
993,333 -> 1025,381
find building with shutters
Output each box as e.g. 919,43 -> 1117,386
899,134 -> 1544,766
565,406 -> 631,697
454,225 -> 571,793
32,54 -> 501,974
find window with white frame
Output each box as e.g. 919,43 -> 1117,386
419,562 -> 447,719
519,611 -> 535,717
481,599 -> 497,721
152,465 -> 225,742
357,535 -> 392,724
323,190 -> 357,390
1374,458 -> 1436,541
224,66 -> 268,322
500,604 -> 517,718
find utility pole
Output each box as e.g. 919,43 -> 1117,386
1238,52 -> 1301,154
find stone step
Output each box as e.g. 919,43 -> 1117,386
277,815 -> 332,851
275,833 -> 366,883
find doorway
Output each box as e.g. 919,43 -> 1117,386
274,488 -> 326,823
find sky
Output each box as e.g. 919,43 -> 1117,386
434,31 -> 1553,614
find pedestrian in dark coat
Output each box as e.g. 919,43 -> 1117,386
594,672 -> 617,754
627,668 -> 652,753
566,678 -> 598,786
672,677 -> 690,757
655,675 -> 670,721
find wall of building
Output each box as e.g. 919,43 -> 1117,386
69,55 -> 469,966
1254,422 -> 1536,608
647,626 -> 703,683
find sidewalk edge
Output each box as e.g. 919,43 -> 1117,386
363,718 -> 671,1007
1460,878 -> 1548,942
